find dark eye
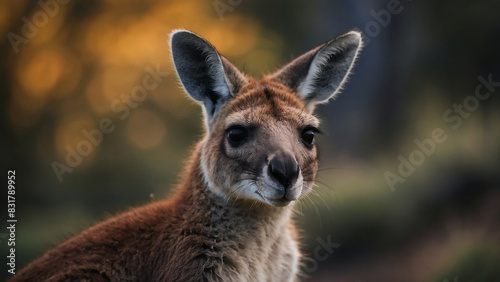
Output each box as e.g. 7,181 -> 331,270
227,126 -> 248,147
301,128 -> 316,147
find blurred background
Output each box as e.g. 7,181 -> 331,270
1,0 -> 500,281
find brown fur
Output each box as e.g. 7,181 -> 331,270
13,29 -> 362,281
13,83 -> 313,282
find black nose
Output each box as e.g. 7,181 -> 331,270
268,153 -> 299,188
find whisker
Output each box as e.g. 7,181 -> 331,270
295,200 -> 304,216
316,167 -> 346,172
312,180 -> 339,207
303,193 -> 323,229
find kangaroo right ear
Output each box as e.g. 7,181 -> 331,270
170,30 -> 248,129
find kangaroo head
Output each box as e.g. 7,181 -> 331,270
170,30 -> 362,207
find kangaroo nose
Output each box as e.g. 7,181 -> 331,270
268,153 -> 299,189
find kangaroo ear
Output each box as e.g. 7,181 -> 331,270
170,30 -> 248,127
269,31 -> 362,111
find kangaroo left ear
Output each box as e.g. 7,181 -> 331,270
269,31 -> 362,111
170,30 -> 248,129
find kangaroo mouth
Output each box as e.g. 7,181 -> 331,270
255,190 -> 294,207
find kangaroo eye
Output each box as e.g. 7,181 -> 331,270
301,127 -> 319,147
227,126 -> 248,147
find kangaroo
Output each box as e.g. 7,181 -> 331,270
12,30 -> 362,281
